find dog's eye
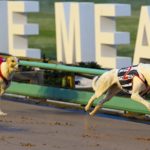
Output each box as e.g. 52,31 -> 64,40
12,60 -> 15,62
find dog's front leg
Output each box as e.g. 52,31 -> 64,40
131,77 -> 150,111
0,89 -> 7,116
131,93 -> 150,111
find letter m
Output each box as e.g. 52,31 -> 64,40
55,2 -> 95,64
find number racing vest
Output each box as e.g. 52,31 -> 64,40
117,65 -> 147,94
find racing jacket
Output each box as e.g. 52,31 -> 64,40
117,65 -> 147,94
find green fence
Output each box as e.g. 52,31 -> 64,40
19,60 -> 106,75
5,60 -> 150,115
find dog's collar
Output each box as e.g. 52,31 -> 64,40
0,59 -> 10,86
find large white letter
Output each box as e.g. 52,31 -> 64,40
133,6 -> 150,64
0,1 -> 8,53
0,1 -> 41,58
55,2 -> 95,64
95,4 -> 131,68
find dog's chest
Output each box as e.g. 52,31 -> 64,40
0,63 -> 11,90
117,65 -> 139,94
0,77 -> 10,88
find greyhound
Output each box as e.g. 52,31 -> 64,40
85,63 -> 150,116
0,56 -> 19,116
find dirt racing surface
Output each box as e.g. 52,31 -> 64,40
0,98 -> 150,150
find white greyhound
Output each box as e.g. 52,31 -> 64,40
85,63 -> 150,116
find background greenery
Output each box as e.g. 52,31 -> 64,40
28,0 -> 150,61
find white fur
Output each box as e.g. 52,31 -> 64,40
92,76 -> 99,91
85,63 -> 150,116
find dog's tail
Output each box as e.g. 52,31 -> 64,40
92,76 -> 99,91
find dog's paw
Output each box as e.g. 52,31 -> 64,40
89,111 -> 95,116
0,111 -> 7,116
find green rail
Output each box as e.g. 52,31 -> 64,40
6,82 -> 150,115
19,60 -> 106,75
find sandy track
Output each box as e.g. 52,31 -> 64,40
0,98 -> 150,150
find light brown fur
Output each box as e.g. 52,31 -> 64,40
0,56 -> 19,116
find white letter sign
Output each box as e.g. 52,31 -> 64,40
95,4 -> 131,68
55,2 -> 95,64
133,6 -> 150,64
0,1 -> 41,58
55,3 -> 132,68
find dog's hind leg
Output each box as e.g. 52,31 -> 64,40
89,84 -> 121,116
85,94 -> 97,112
85,75 -> 110,112
85,70 -> 118,112
131,77 -> 150,111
